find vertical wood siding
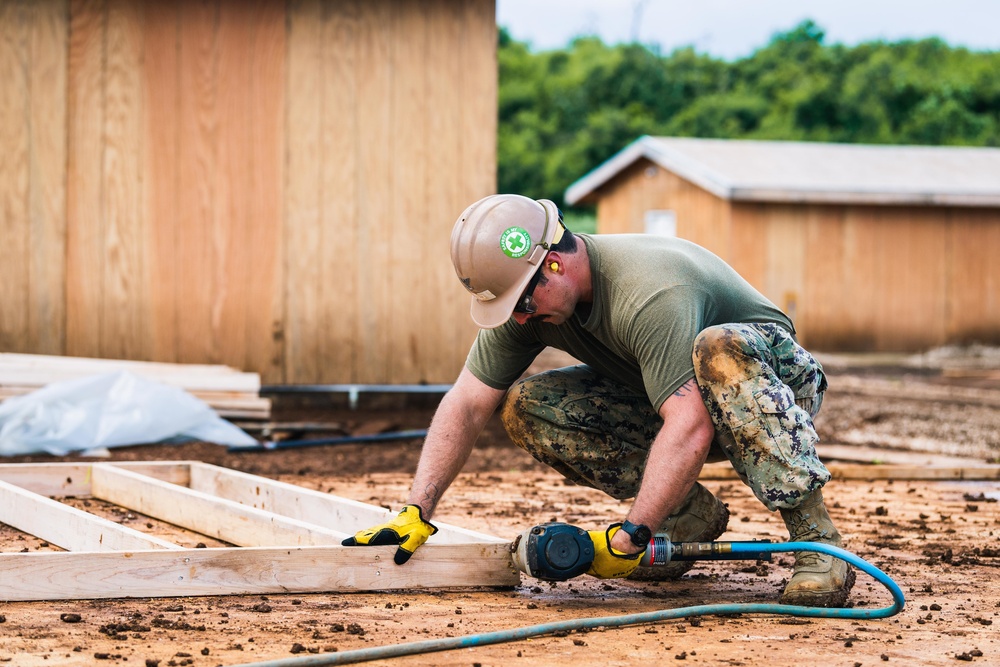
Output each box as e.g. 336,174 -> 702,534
595,165 -> 1000,351
0,0 -> 67,355
1,0 -> 495,383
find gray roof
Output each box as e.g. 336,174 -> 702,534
564,136 -> 1000,207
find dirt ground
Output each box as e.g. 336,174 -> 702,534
0,350 -> 998,666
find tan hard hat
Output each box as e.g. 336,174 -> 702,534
450,194 -> 563,328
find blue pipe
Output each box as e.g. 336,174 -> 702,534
229,542 -> 904,667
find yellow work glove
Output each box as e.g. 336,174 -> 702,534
341,505 -> 438,565
586,524 -> 645,579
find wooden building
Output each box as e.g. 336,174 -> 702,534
0,0 -> 495,384
565,136 -> 1000,352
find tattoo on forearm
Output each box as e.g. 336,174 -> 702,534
673,378 -> 697,398
421,482 -> 440,513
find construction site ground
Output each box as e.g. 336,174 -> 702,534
1,349 -> 998,667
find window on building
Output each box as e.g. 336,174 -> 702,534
644,210 -> 676,237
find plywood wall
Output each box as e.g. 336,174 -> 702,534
0,0 -> 67,356
0,0 -> 495,383
595,165 -> 1000,351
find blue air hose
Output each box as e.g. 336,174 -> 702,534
231,542 -> 904,667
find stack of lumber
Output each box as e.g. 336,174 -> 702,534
0,354 -> 270,420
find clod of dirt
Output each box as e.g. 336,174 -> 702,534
145,660 -> 160,667
250,603 -> 273,613
290,643 -> 306,654
60,613 -> 82,624
346,623 -> 365,636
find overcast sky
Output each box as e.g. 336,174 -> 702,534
496,0 -> 1000,60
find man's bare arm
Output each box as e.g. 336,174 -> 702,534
406,366 -> 507,518
610,378 -> 715,553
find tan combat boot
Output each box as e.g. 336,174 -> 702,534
629,482 -> 730,581
779,489 -> 856,607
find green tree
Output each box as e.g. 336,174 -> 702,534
496,20 -> 1000,208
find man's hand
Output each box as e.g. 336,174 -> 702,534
341,505 -> 438,565
586,524 -> 645,579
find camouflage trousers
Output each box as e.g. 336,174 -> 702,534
500,323 -> 829,511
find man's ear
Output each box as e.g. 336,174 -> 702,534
546,252 -> 562,273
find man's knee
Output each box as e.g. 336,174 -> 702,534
693,324 -> 760,385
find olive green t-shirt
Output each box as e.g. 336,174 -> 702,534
466,234 -> 793,411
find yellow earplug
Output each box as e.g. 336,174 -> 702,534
550,262 -> 559,271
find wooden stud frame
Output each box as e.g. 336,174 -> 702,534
0,462 -> 519,601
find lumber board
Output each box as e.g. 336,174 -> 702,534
142,0 -> 181,363
91,464 -> 351,546
0,353 -> 247,376
0,479 -> 181,552
700,461 -> 1000,481
101,0 -> 146,360
0,367 -> 261,393
0,385 -> 270,411
187,462 -> 508,544
831,374 -> 1000,407
0,542 -> 519,601
0,0 -> 31,353
815,444 -> 988,467
65,0 -> 106,358
0,461 -> 520,599
27,0 -> 68,356
0,461 -> 190,496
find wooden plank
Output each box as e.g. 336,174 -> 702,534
0,461 -> 190,497
0,479 -> 181,552
816,444 -> 989,468
0,0 -> 31,353
319,0 -> 360,382
764,204 -> 806,327
426,0 -> 464,379
213,0 -> 254,374
66,0 -> 106,357
354,0 -> 392,383
283,0 -> 323,383
700,461 -> 1000,481
90,464 -> 350,546
176,0 -> 220,363
243,0 -> 286,383
387,0 -> 427,382
187,462 -> 507,544
0,352 -> 249,375
454,0 -> 497,375
142,0 -> 180,363
947,208 -> 1000,343
28,0 -> 69,356
0,386 -> 270,418
0,462 -> 98,497
0,542 -> 519,601
831,374 -> 1000,407
101,0 -> 146,359
0,366 -> 261,393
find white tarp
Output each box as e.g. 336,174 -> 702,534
0,371 -> 256,456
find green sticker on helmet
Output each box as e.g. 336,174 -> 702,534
500,226 -> 531,258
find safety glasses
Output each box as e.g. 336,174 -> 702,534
512,264 -> 545,314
